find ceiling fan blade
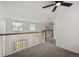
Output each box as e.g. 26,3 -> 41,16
61,2 -> 72,7
42,4 -> 55,8
52,6 -> 57,12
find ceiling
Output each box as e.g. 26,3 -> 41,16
0,1 -> 78,23
1,1 -> 55,23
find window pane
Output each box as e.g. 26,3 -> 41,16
30,24 -> 36,31
13,22 -> 22,32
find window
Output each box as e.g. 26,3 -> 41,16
12,22 -> 22,32
30,24 -> 36,31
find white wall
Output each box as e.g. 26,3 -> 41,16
54,2 -> 79,54
0,2 -> 6,56
0,2 -> 5,21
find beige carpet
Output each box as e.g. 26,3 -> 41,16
6,42 -> 79,57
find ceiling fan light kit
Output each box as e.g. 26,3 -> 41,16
56,2 -> 61,6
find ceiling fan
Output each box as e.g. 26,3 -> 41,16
42,1 -> 73,12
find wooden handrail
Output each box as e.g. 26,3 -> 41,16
0,31 -> 43,36
42,30 -> 53,32
0,30 -> 53,36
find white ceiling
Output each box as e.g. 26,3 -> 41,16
1,1 -> 55,23
0,1 -> 78,23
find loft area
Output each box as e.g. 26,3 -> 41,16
0,1 -> 79,57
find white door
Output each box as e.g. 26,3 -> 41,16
0,21 -> 5,56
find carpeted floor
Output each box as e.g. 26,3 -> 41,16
6,42 -> 79,57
